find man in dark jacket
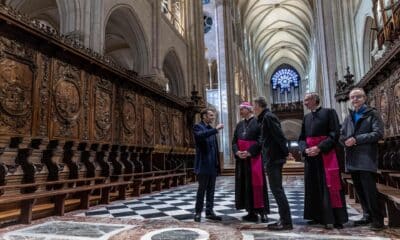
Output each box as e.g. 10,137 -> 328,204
193,108 -> 223,222
299,93 -> 348,229
254,97 -> 292,230
340,88 -> 385,230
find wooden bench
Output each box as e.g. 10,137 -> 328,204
376,169 -> 400,185
388,173 -> 400,188
376,183 -> 400,227
0,177 -> 130,224
111,170 -> 186,196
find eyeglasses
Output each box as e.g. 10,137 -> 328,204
350,95 -> 365,100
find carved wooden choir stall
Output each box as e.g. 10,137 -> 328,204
0,5 -> 201,225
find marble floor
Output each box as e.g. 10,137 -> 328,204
0,176 -> 399,240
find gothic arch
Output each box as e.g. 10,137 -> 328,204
362,16 -> 376,75
104,5 -> 150,74
162,49 -> 185,96
4,0 -> 63,31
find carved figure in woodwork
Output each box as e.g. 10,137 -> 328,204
394,82 -> 400,134
380,89 -> 389,128
54,80 -> 80,122
95,89 -> 112,132
0,59 -> 31,116
159,112 -> 169,144
0,59 -> 32,133
173,116 -> 182,145
143,107 -> 154,144
122,100 -> 136,133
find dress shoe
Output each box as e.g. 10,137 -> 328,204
260,214 -> 268,223
353,216 -> 371,226
334,223 -> 344,229
370,222 -> 384,231
194,213 -> 201,222
324,224 -> 334,230
267,221 -> 293,231
242,213 -> 258,222
307,220 -> 319,225
205,213 -> 222,221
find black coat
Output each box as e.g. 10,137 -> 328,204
340,106 -> 384,173
258,109 -> 289,166
193,121 -> 220,175
298,107 -> 340,155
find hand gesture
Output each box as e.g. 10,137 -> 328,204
344,137 -> 356,147
305,146 -> 320,157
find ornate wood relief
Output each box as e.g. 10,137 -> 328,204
0,57 -> 33,135
365,66 -> 400,137
143,101 -> 155,145
37,54 -> 50,137
51,61 -> 81,139
394,82 -> 400,134
172,112 -> 183,146
94,77 -> 113,142
120,92 -> 137,145
158,107 -> 170,145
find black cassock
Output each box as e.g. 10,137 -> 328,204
299,107 -> 348,225
232,116 -> 269,214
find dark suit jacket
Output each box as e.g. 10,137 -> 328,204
193,121 -> 220,175
258,109 -> 289,166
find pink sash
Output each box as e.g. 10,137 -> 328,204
306,136 -> 343,208
238,139 -> 264,208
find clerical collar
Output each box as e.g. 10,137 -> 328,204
245,115 -> 254,121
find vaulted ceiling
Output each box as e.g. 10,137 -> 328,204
238,0 -> 313,79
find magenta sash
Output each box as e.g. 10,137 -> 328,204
238,139 -> 264,208
306,136 -> 343,208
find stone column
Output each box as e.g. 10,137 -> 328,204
315,0 -> 337,108
81,0 -> 104,53
185,0 -> 206,96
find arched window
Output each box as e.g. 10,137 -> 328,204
271,64 -> 301,103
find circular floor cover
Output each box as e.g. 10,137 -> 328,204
141,227 -> 209,240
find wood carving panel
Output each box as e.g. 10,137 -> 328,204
0,58 -> 33,135
394,82 -> 400,134
143,97 -> 154,145
94,77 -> 113,142
120,92 -> 137,144
51,61 -> 81,139
157,106 -> 170,145
36,54 -> 50,137
367,67 -> 400,137
172,111 -> 183,146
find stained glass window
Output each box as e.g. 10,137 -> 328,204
204,15 -> 213,33
203,0 -> 210,4
271,67 -> 299,93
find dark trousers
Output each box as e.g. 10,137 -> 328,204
351,171 -> 383,224
195,174 -> 217,214
267,163 -> 292,224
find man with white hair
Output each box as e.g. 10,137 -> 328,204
232,102 -> 269,223
340,88 -> 384,230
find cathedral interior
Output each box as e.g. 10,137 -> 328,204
0,0 -> 399,239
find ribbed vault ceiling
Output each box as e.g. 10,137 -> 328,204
238,0 -> 313,78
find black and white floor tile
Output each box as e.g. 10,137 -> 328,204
77,176 -> 363,225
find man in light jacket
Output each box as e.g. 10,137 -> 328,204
340,87 -> 385,231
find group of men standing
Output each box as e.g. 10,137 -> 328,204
192,87 -> 385,231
